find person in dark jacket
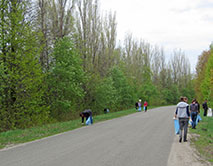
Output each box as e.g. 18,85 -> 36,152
135,102 -> 139,110
104,108 -> 109,114
190,99 -> 199,129
202,100 -> 208,116
80,109 -> 93,124
175,96 -> 190,143
195,99 -> 200,114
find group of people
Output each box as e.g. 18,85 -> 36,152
80,97 -> 208,128
175,96 -> 208,143
135,99 -> 148,112
80,99 -> 149,125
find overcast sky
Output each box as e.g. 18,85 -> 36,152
99,0 -> 213,72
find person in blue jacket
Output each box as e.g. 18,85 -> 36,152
80,109 -> 93,124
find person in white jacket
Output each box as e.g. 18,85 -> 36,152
175,97 -> 190,143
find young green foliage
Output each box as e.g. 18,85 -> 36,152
0,0 -> 49,131
93,76 -> 117,113
201,48 -> 213,107
47,37 -> 85,120
110,67 -> 134,110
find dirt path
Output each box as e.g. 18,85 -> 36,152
167,134 -> 211,166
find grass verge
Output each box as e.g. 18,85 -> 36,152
0,106 -> 156,149
189,112 -> 213,163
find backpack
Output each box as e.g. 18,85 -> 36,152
190,103 -> 198,112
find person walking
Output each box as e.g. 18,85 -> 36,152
195,99 -> 200,114
190,99 -> 199,129
184,97 -> 188,103
202,100 -> 208,116
144,101 -> 148,112
175,97 -> 190,143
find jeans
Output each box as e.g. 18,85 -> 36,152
204,109 -> 207,116
191,112 -> 197,129
179,118 -> 189,141
90,115 -> 93,124
82,116 -> 93,124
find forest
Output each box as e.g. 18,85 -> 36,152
0,0 -> 212,132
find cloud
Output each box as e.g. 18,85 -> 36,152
170,0 -> 213,13
171,7 -> 192,13
202,14 -> 213,22
196,0 -> 213,9
100,0 -> 213,70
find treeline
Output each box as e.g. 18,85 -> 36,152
195,44 -> 213,108
0,0 -> 194,132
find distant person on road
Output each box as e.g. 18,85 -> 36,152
175,96 -> 190,143
202,100 -> 208,116
80,109 -> 93,125
190,99 -> 199,129
138,99 -> 142,111
144,101 -> 148,112
135,102 -> 139,110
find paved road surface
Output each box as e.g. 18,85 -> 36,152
0,106 -> 176,166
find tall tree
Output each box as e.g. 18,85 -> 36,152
200,46 -> 213,107
195,50 -> 211,102
36,0 -> 50,70
75,0 -> 117,74
34,0 -> 76,70
110,67 -> 134,110
0,0 -> 49,131
47,37 -> 85,120
48,0 -> 76,40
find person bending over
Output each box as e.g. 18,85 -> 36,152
80,109 -> 93,124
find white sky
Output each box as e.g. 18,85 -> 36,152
99,0 -> 213,72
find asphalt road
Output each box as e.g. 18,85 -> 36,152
0,106 -> 176,166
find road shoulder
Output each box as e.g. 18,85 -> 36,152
167,134 -> 211,166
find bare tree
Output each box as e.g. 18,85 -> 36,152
48,0 -> 76,40
34,0 -> 76,70
76,0 -> 100,71
37,0 -> 49,69
75,0 -> 117,76
170,49 -> 191,87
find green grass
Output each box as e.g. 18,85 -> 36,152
0,106 -> 156,149
189,111 -> 213,163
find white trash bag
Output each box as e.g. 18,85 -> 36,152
207,108 -> 212,117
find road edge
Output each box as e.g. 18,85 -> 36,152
167,133 -> 211,166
